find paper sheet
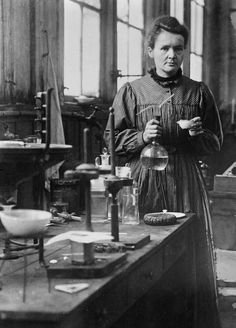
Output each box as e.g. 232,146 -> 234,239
45,231 -> 113,246
55,283 -> 89,294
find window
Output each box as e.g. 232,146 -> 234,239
170,0 -> 184,23
190,0 -> 204,81
64,0 -> 206,102
170,0 -> 204,81
170,0 -> 186,73
230,0 -> 236,30
117,0 -> 144,90
64,0 -> 101,99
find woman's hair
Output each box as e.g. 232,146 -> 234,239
146,15 -> 189,49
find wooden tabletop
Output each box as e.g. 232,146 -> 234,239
0,214 -> 195,328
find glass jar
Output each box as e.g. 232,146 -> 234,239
121,182 -> 139,225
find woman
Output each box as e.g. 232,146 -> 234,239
105,15 -> 223,328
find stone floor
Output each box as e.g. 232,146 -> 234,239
216,249 -> 236,328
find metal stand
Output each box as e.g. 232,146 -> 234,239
105,107 -> 150,249
46,126 -> 127,280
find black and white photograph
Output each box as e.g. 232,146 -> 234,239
0,1 -> 235,327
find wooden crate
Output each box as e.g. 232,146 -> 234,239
214,162 -> 236,192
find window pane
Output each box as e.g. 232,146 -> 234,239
129,28 -> 143,75
196,4 -> 203,54
231,0 -> 236,9
118,77 -> 128,90
190,54 -> 202,81
191,2 -> 197,53
82,8 -> 100,97
191,2 -> 203,54
117,22 -> 128,75
231,11 -> 236,30
129,0 -> 143,28
117,21 -> 128,91
117,0 -> 144,91
64,0 -> 81,96
117,0 -> 129,22
170,0 -> 184,23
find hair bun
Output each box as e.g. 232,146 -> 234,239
147,15 -> 189,48
156,16 -> 181,29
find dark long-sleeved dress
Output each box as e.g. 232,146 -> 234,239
104,70 -> 223,328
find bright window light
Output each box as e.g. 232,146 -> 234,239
64,0 -> 100,98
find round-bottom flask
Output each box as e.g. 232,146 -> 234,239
140,141 -> 168,171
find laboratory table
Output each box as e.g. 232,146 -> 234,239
0,214 -> 197,328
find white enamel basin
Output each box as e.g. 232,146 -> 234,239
0,209 -> 51,237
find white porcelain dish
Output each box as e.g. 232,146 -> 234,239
177,119 -> 193,129
0,140 -> 25,148
0,209 -> 51,237
165,212 -> 186,219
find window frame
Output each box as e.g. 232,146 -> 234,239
64,0 -> 102,102
63,0 -> 207,105
64,0 -> 147,104
189,0 -> 205,81
116,0 -> 145,86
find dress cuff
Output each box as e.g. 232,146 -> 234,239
137,131 -> 148,148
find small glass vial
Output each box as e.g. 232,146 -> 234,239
121,182 -> 139,225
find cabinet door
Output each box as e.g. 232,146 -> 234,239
210,194 -> 236,250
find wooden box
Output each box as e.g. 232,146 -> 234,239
210,191 -> 236,250
214,162 -> 236,192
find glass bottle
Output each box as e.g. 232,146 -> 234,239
91,147 -> 110,222
121,182 -> 139,225
140,115 -> 168,171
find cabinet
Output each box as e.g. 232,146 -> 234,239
210,191 -> 236,250
210,162 -> 236,250
0,105 -> 109,211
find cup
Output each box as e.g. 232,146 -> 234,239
115,166 -> 131,178
23,135 -> 37,143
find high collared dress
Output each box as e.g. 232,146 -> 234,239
104,71 -> 223,328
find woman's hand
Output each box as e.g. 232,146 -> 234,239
188,116 -> 203,136
143,119 -> 162,144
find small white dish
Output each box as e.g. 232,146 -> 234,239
162,210 -> 186,219
167,212 -> 186,219
176,120 -> 193,129
177,117 -> 201,130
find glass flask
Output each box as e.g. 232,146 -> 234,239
140,116 -> 168,171
140,141 -> 168,170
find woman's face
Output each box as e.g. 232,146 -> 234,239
148,30 -> 185,78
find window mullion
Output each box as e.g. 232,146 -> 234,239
127,1 -> 130,78
80,6 -> 83,95
116,18 -> 143,32
117,0 -> 144,90
99,0 -> 117,102
70,0 -> 101,13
